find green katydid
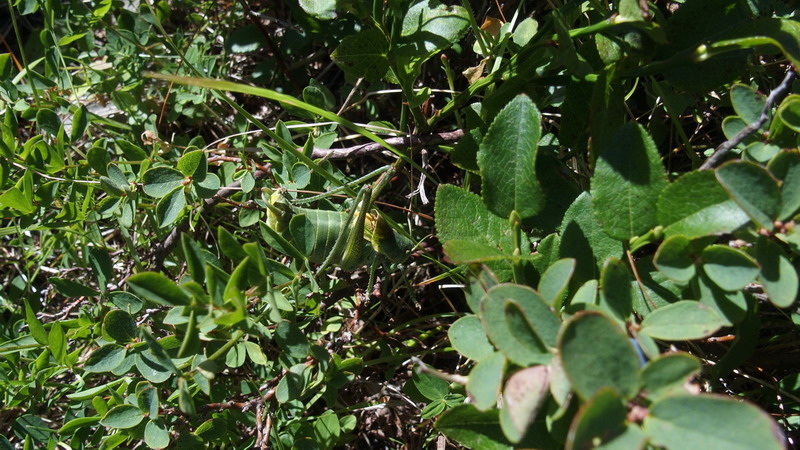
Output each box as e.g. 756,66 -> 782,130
264,166 -> 416,274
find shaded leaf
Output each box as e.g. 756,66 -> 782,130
716,161 -> 780,230
701,245 -> 759,291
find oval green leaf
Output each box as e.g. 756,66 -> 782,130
142,167 -> 186,198
558,311 -> 640,400
100,404 -> 145,429
701,245 -> 759,291
640,301 -> 725,341
448,315 -> 495,361
716,161 -> 780,230
755,236 -> 799,308
653,235 -> 696,283
103,309 -> 138,342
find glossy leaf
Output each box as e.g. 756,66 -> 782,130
640,301 -> 725,341
478,94 -> 545,223
644,394 -> 784,450
127,272 -> 191,306
657,171 -> 750,238
558,311 -> 640,400
701,245 -> 760,291
591,123 -> 668,240
716,161 -> 781,230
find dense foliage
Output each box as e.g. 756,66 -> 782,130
2,0 -> 800,448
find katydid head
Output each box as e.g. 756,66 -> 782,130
264,187 -> 292,233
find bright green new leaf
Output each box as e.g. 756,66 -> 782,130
640,301 -> 725,340
558,311 -> 640,400
142,167 -> 186,198
591,122 -> 668,240
702,245 -> 760,291
755,237 -> 798,308
467,351 -> 505,411
653,235 -> 696,283
657,171 -> 750,238
0,187 -> 35,214
644,394 -> 784,450
478,95 -> 545,223
58,416 -> 101,435
127,271 -> 191,306
716,161 -> 781,230
448,315 -> 495,361
177,150 -> 207,177
331,29 -> 390,82
499,365 -> 550,444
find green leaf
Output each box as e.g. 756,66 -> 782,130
108,291 -> 144,314
566,388 -> 629,450
730,84 -> 765,124
590,123 -> 668,240
641,353 -> 701,398
142,167 -> 186,198
70,104 -> 89,142
598,258 -> 632,322
558,311 -> 640,400
36,108 -> 61,136
127,272 -> 191,306
397,0 -> 470,73
48,277 -> 100,297
701,245 -> 760,291
442,240 -> 508,264
435,184 -> 515,253
155,186 -> 187,228
226,25 -> 266,53
194,172 -> 220,198
87,246 -> 113,293
449,315 -> 495,362
499,365 -> 550,444
716,161 -> 781,230
640,301 -> 725,341
299,0 -> 337,20
435,404 -> 513,450
778,96 -> 800,133
653,235 -> 696,283
177,150 -> 207,177
411,371 -> 449,402
23,299 -> 47,345
480,284 -> 560,366
657,171 -> 750,238
755,236 -> 798,308
145,420 -> 170,449
538,258 -> 575,308
478,95 -> 545,223
135,350 -> 173,384
58,416 -> 101,435
559,193 -> 623,283
48,322 -> 66,363
0,187 -> 35,214
101,405 -> 144,429
467,352 -> 506,411
695,273 -> 748,326
84,345 -> 126,373
767,150 -> 800,220
644,394 -> 784,450
331,29 -> 390,82
103,310 -> 138,342
275,320 -> 309,360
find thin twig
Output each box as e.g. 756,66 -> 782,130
308,129 -> 464,159
700,69 -> 797,170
